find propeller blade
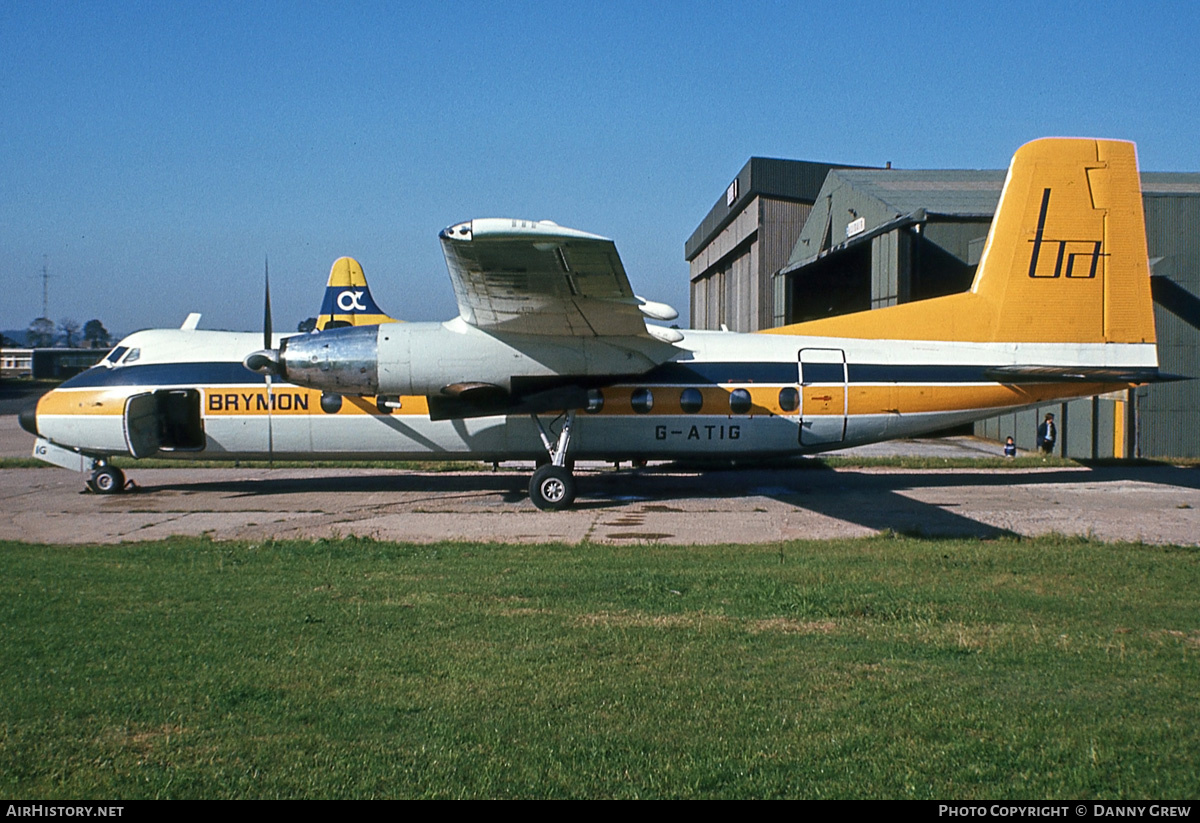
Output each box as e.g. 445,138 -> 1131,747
264,256 -> 275,465
243,255 -> 284,377
264,255 -> 273,351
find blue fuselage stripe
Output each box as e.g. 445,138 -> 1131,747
60,363 -> 268,388
58,360 -> 1018,392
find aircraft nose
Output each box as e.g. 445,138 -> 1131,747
18,402 -> 39,436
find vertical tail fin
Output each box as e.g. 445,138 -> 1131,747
316,257 -> 397,329
764,138 -> 1157,345
971,138 -> 1156,344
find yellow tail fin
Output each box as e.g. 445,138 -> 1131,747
763,138 -> 1156,344
315,257 -> 397,329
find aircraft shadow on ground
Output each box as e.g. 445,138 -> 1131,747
138,472 -> 530,502
734,465 -> 1199,539
125,463 -> 1199,539
586,468 -> 1021,538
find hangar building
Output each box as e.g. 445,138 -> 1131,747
685,157 -> 873,332
685,158 -> 1200,458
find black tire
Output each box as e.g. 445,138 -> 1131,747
530,465 -> 576,511
90,466 -> 125,495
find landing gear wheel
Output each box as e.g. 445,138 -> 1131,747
530,465 -> 576,511
89,466 -> 126,495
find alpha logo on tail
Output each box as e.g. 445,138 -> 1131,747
316,257 -> 397,329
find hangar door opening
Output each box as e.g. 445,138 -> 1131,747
798,348 -> 847,446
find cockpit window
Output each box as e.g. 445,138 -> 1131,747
102,346 -> 128,366
122,348 -> 141,364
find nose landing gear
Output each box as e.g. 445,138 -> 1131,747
87,464 -> 127,495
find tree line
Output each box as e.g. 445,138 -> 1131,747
6,317 -> 323,349
6,318 -> 112,349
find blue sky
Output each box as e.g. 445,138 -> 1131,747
3,1 -> 1199,339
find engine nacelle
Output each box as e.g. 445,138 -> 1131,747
278,324 -> 382,394
275,320 -> 657,399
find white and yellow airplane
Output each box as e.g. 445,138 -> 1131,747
21,138 -> 1169,509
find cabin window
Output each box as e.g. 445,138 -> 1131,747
586,389 -> 604,414
631,388 -> 653,414
680,388 -> 703,414
729,388 -> 752,415
778,387 -> 799,412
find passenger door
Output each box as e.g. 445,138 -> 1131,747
798,348 -> 848,446
123,393 -> 161,458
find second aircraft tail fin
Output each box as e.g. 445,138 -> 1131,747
316,257 -> 397,330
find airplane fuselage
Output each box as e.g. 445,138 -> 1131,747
28,323 -> 1137,466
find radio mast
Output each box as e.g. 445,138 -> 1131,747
41,255 -> 50,318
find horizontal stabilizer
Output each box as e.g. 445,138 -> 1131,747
984,366 -> 1186,383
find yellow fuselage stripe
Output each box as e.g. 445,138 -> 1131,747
39,381 -> 1122,420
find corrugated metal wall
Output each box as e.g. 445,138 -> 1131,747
690,196 -> 812,332
1142,194 -> 1200,457
759,199 -> 811,329
685,158 -> 848,261
871,230 -> 909,307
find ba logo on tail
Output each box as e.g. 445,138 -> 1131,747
1028,188 -> 1106,279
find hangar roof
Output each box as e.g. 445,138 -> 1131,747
1142,172 -> 1200,193
684,157 -> 873,261
817,171 -> 1200,219
828,169 -> 1005,217
783,168 -> 1004,272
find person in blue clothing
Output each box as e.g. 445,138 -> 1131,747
1036,413 -> 1057,454
1004,436 -> 1017,458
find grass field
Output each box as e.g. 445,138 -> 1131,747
1,535 -> 1196,799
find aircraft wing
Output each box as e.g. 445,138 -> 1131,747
439,218 -> 656,338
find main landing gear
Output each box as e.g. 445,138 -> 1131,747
87,463 -> 126,495
529,411 -> 576,511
